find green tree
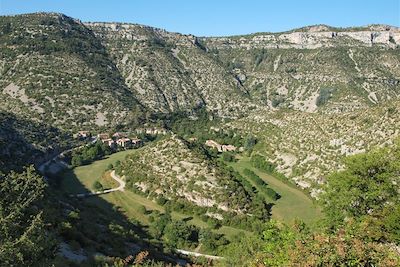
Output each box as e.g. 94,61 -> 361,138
93,180 -> 103,191
163,220 -> 195,248
0,166 -> 55,265
320,143 -> 399,235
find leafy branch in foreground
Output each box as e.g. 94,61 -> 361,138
0,166 -> 55,266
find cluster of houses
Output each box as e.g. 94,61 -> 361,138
99,132 -> 143,149
74,131 -> 143,149
74,127 -> 170,149
205,140 -> 236,152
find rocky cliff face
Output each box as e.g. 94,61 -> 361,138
204,24 -> 400,50
2,13 -> 398,129
86,22 -> 253,117
86,21 -> 400,116
1,12 -> 399,192
0,13 -> 143,130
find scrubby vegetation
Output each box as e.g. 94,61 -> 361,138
1,11 -> 400,266
0,111 -> 71,173
223,143 -> 400,266
243,168 -> 280,200
250,154 -> 276,173
70,142 -> 111,167
0,166 -> 55,266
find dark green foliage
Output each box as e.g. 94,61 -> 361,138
163,220 -> 197,248
0,166 -> 55,266
320,141 -> 400,244
221,152 -> 236,162
265,188 -> 280,201
244,134 -> 257,151
0,111 -> 71,173
194,37 -> 207,51
138,205 -> 147,214
167,108 -> 246,148
70,142 -> 111,167
156,196 -> 168,206
199,228 -> 228,251
93,180 -> 103,191
271,96 -> 284,107
251,155 -> 276,173
316,87 -> 334,106
243,168 -> 267,187
253,48 -> 268,67
243,168 -> 280,200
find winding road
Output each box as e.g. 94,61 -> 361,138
175,249 -> 224,260
72,170 -> 125,198
41,143 -> 224,261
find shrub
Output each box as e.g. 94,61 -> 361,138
316,88 -> 334,106
93,181 -> 103,191
222,152 -> 236,162
251,155 -> 276,173
138,205 -> 147,214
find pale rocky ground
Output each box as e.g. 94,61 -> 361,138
119,135 -> 253,212
227,101 -> 400,196
1,13 -> 399,198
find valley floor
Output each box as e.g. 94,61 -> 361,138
229,157 -> 322,225
59,150 -> 251,255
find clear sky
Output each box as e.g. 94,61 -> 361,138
0,0 -> 399,36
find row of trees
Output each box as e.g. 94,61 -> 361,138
250,154 -> 276,173
243,168 -> 280,200
224,141 -> 400,266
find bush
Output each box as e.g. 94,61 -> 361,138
316,88 -> 334,106
106,163 -> 113,170
265,188 -> 280,200
156,196 -> 168,206
138,205 -> 147,214
243,168 -> 280,200
222,152 -> 236,162
243,168 -> 268,187
251,155 -> 276,173
93,181 -> 103,191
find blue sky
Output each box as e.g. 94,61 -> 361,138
0,0 -> 399,36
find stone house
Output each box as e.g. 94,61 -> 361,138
131,138 -> 143,148
101,138 -> 116,149
97,133 -> 110,140
74,131 -> 91,139
117,138 -> 132,148
221,144 -> 236,152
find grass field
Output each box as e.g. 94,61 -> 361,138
229,157 -> 322,225
61,149 -> 134,194
59,149 -> 249,242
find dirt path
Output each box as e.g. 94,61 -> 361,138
175,249 -> 224,260
71,170 -> 125,198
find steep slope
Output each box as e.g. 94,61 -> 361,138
118,135 -> 267,215
87,21 -> 400,116
0,111 -> 71,173
203,27 -> 400,113
226,100 -> 400,194
86,22 -> 253,117
0,13 -> 142,130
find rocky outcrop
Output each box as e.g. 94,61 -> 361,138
204,25 -> 400,50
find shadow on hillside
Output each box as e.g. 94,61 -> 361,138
52,169 -> 189,266
0,111 -> 70,173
